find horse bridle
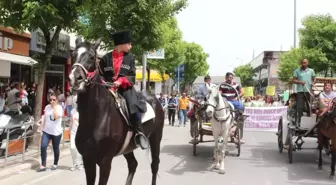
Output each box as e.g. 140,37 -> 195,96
71,47 -> 103,86
72,63 -> 90,83
206,92 -> 231,112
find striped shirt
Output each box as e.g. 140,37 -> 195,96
219,82 -> 241,100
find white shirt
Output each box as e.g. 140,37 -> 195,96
70,109 -> 79,134
66,95 -> 74,106
43,104 -> 64,136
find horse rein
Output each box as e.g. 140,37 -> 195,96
72,57 -> 116,88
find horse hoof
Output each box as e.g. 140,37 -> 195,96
318,166 -> 323,170
329,175 -> 334,180
218,169 -> 226,174
208,164 -> 216,171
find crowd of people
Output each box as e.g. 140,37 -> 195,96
158,92 -> 191,127
0,82 -> 36,113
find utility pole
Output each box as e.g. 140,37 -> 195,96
142,54 -> 147,91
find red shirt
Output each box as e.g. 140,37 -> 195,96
112,50 -> 132,89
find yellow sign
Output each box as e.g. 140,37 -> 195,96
266,86 -> 276,96
243,87 -> 254,97
135,68 -> 169,82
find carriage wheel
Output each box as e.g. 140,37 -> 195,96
236,124 -> 241,157
277,119 -> 283,153
287,130 -> 293,164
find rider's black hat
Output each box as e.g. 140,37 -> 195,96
204,75 -> 211,81
112,30 -> 132,46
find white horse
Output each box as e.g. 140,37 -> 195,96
205,84 -> 233,174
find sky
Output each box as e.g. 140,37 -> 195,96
175,0 -> 336,76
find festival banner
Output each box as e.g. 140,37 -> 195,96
244,106 -> 287,130
243,87 -> 254,97
266,86 -> 275,96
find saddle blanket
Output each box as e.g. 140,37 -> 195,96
141,102 -> 155,123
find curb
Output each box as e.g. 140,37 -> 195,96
0,148 -> 71,180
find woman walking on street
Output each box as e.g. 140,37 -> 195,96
37,93 -> 64,172
69,95 -> 83,171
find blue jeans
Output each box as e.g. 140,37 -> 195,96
66,105 -> 73,118
40,132 -> 62,167
179,109 -> 188,125
228,100 -> 244,110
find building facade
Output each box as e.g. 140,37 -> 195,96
249,51 -> 286,94
0,27 -> 37,85
29,29 -> 70,109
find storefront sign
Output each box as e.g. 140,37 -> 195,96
146,49 -> 165,59
244,106 -> 287,129
30,30 -> 70,58
0,27 -> 30,56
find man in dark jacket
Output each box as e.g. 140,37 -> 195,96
99,30 -> 148,149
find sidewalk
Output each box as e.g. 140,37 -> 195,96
0,143 -> 71,180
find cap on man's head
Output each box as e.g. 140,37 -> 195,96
112,30 -> 132,46
225,72 -> 235,77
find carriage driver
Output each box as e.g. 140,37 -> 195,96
99,30 -> 148,149
219,72 -> 244,112
292,58 -> 316,126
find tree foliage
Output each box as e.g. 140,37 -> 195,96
182,42 -> 209,85
0,0 -> 89,120
299,14 -> 336,74
233,64 -> 256,86
147,17 -> 184,82
81,0 -> 188,57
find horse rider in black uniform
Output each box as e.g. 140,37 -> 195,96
99,30 -> 148,149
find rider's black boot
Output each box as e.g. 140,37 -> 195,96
132,113 -> 148,149
133,121 -> 149,149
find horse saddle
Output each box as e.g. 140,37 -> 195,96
108,90 -> 155,126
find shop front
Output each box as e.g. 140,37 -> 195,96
0,27 -> 37,86
30,30 -> 70,109
134,67 -> 169,94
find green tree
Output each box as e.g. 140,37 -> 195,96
81,0 -> 187,57
0,0 -> 89,119
233,64 -> 256,86
182,42 -> 209,85
299,14 -> 336,75
147,18 -> 184,90
278,47 -> 327,84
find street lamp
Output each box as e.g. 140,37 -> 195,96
236,57 -> 243,65
294,0 -> 297,48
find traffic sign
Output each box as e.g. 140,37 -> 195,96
174,64 -> 185,73
174,72 -> 184,80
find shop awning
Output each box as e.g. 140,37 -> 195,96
0,52 -> 38,66
135,69 -> 169,82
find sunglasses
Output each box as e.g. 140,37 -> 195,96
50,99 -> 56,102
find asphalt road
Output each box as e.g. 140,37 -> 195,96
0,122 -> 334,185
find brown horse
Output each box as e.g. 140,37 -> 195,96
317,98 -> 336,180
69,38 -> 164,185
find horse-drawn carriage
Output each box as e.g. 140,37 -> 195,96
277,77 -> 333,162
189,83 -> 244,157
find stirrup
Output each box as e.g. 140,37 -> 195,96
134,132 -> 149,149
